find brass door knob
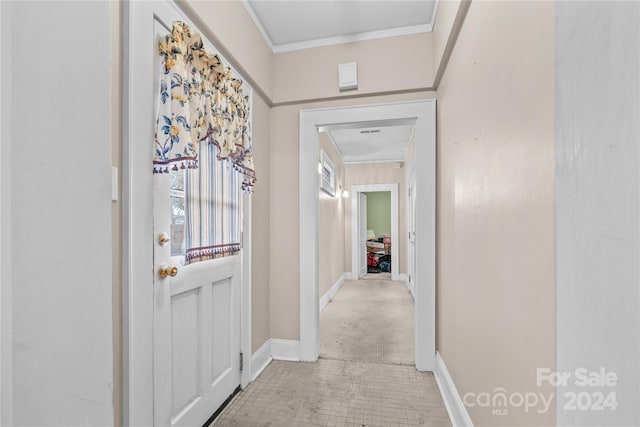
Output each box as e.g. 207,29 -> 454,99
159,264 -> 178,279
158,232 -> 171,247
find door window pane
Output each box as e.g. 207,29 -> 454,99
169,169 -> 186,256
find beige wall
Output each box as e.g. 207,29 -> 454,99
344,163 -> 408,276
318,133 -> 347,297
273,33 -> 434,104
251,94 -> 272,352
436,2 -> 555,426
269,90 -> 434,340
180,0 -> 273,100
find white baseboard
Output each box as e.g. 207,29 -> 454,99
270,339 -> 300,362
251,339 -> 273,382
434,352 -> 474,427
407,281 -> 415,300
319,273 -> 348,312
396,274 -> 415,300
250,339 -> 301,382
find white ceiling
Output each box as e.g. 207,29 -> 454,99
326,123 -> 414,163
245,0 -> 438,52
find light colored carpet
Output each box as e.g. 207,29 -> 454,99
213,359 -> 450,427
361,272 -> 391,280
320,279 -> 415,365
213,280 -> 449,427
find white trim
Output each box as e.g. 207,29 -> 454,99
396,273 -> 415,300
343,159 -> 406,166
240,0 -> 275,52
350,184 -> 399,281
434,352 -> 474,427
0,3 -> 13,424
300,100 -> 436,370
240,192 -> 252,388
319,118 -> 415,133
123,1 -> 254,424
250,340 -> 272,382
273,24 -> 433,53
407,167 -> 417,304
429,0 -> 441,36
250,338 -> 303,382
270,339 -> 300,362
0,2 -> 3,420
299,112 -> 320,363
319,273 -> 348,312
403,126 -> 416,166
407,281 -> 415,300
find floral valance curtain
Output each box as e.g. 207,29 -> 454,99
154,21 -> 256,192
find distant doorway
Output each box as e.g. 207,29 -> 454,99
350,184 -> 399,281
361,191 -> 392,277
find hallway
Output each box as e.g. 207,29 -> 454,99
320,279 -> 414,365
212,279 -> 450,426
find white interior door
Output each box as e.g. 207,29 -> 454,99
152,13 -> 241,427
408,171 -> 416,287
359,192 -> 368,277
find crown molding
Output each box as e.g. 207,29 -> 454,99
273,24 -> 433,53
241,0 -> 276,52
242,0 -> 438,54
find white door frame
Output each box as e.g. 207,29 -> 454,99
123,1 -> 252,425
0,3 -> 13,424
299,100 -> 436,370
407,168 -> 416,298
350,184 -> 399,281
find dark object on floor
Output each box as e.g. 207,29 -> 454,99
367,252 -> 391,274
379,261 -> 391,272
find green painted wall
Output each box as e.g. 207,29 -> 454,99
364,191 -> 391,238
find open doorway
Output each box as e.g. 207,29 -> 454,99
350,184 -> 400,282
317,128 -> 412,366
361,191 -> 392,278
299,100 -> 435,371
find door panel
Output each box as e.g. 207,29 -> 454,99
152,10 -> 241,427
171,289 -> 201,417
212,278 -> 232,382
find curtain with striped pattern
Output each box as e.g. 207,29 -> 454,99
184,141 -> 241,265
